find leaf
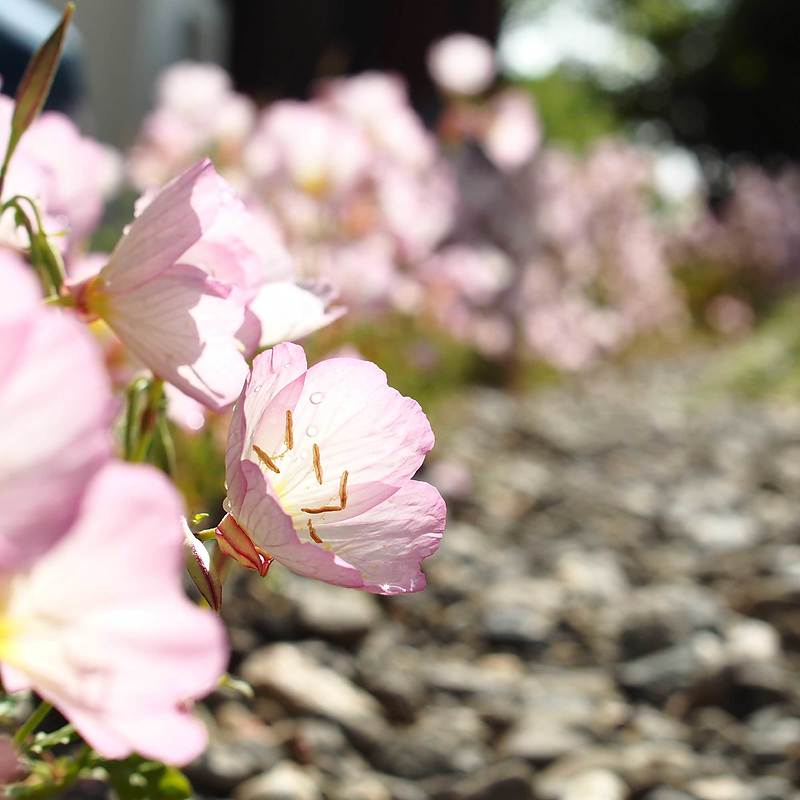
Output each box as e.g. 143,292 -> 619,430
103,757 -> 193,800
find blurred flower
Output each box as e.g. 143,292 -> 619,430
0,250 -> 112,570
128,62 -> 256,190
428,33 -> 496,96
0,462 -> 228,764
0,96 -> 119,254
217,343 -> 445,594
483,89 -> 541,171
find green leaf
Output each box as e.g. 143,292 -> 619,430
0,3 -> 74,194
104,757 -> 193,800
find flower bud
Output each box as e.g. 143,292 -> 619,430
183,520 -> 222,611
215,514 -> 272,577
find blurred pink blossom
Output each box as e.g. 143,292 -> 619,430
129,62 -> 256,190
0,250 -> 112,570
217,343 -> 445,593
0,96 -> 119,254
0,462 -> 227,764
427,33 -> 496,96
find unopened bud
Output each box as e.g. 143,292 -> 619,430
182,519 -> 222,611
216,514 -> 271,577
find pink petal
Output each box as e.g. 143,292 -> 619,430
0,309 -> 112,570
231,460 -> 363,588
250,357 -> 435,521
226,342 -> 308,503
104,263 -> 248,410
102,160 -> 232,292
248,281 -> 345,348
5,463 -> 228,765
313,480 -> 445,594
0,251 -> 40,386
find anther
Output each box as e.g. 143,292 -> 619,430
339,470 -> 349,509
301,504 -> 343,514
285,409 -> 294,450
307,519 -> 324,544
312,443 -> 323,484
253,444 -> 280,474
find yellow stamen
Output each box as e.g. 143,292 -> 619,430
307,519 -> 323,544
301,504 -> 343,514
312,444 -> 323,484
285,410 -> 294,450
253,444 -> 280,474
339,470 -> 349,509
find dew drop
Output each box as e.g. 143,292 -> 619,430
253,384 -> 262,394
306,425 -> 319,437
309,391 -> 324,405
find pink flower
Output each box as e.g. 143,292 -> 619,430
217,343 -> 445,594
427,33 -> 496,96
483,90 -> 541,171
0,463 -> 228,765
75,160 -> 249,410
0,252 -> 112,570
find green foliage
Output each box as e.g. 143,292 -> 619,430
103,757 -> 193,800
516,73 -> 621,150
707,294 -> 800,400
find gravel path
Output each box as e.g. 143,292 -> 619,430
192,354 -> 800,800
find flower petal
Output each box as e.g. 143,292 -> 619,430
104,263 -> 248,410
312,480 -> 445,594
0,310 -> 112,570
0,250 -> 40,387
250,357 -> 435,521
230,459 -> 363,588
4,462 -> 228,765
102,159 -> 232,292
225,342 -> 307,505
248,281 -> 345,348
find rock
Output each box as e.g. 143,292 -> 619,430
187,736 -> 283,795
724,619 -> 781,664
431,759 -> 534,800
499,715 -> 591,764
560,770 -> 627,800
744,707 -> 800,766
673,511 -> 760,553
534,742 -> 699,798
555,549 -> 629,600
328,773 -> 393,800
234,760 -> 322,800
369,706 -> 489,779
283,578 -> 382,640
606,584 -> 725,660
480,578 -> 564,648
688,775 -> 755,800
617,633 -> 727,704
642,790 -> 695,800
240,644 -> 384,732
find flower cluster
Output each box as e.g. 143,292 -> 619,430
0,18 -> 445,786
674,163 -> 800,330
127,37 -> 690,372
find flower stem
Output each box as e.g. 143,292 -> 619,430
13,699 -> 53,747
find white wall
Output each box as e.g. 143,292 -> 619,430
45,0 -> 228,146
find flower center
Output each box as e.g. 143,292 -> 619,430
249,408 -> 350,546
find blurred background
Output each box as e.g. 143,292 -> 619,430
5,1 -> 800,799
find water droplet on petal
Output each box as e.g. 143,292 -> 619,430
306,426 -> 319,437
253,384 -> 262,394
309,391 -> 324,405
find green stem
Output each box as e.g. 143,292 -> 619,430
13,700 -> 52,747
131,379 -> 165,463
